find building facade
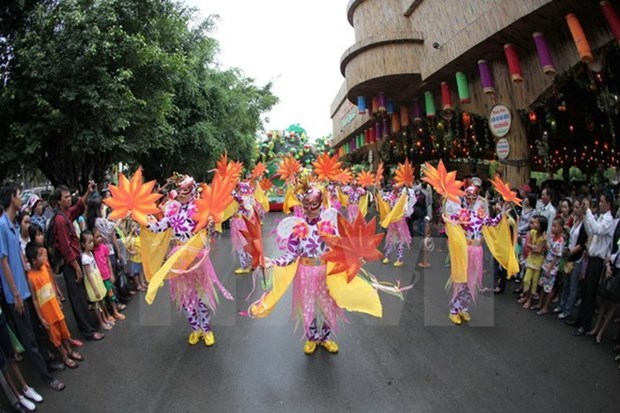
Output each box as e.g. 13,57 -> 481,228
331,0 -> 618,186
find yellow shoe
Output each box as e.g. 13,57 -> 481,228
203,330 -> 215,347
459,311 -> 471,322
188,330 -> 202,345
234,267 -> 251,275
393,260 -> 404,267
448,314 -> 462,325
303,341 -> 318,355
320,340 -> 339,354
382,258 -> 390,264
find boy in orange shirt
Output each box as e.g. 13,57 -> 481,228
25,243 -> 84,369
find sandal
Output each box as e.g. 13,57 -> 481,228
69,351 -> 84,361
102,323 -> 113,330
536,309 -> 548,316
117,303 -> 127,311
522,302 -> 531,309
62,357 -> 78,369
87,332 -> 105,341
48,379 -> 65,392
69,338 -> 84,347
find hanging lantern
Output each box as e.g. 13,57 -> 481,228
368,128 -> 375,143
477,60 -> 496,94
357,96 -> 367,114
441,81 -> 453,110
386,99 -> 394,115
455,72 -> 471,103
566,14 -> 593,63
424,91 -> 436,117
601,1 -> 620,44
400,105 -> 410,127
558,101 -> 567,112
461,112 -> 472,129
392,113 -> 401,133
375,121 -> 382,142
371,96 -> 379,114
412,98 -> 423,122
532,32 -> 556,75
529,111 -> 537,123
382,118 -> 390,137
504,44 -> 524,82
378,92 -> 386,112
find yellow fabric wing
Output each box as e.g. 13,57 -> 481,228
250,260 -> 298,318
337,187 -> 349,207
376,193 -> 390,223
145,230 -> 209,304
254,185 -> 270,212
445,221 -> 468,283
283,185 -> 301,215
358,193 -> 369,217
214,200 -> 239,233
325,264 -> 382,317
380,193 -> 407,228
482,215 -> 520,278
140,225 -> 172,282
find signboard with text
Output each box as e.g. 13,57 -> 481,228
489,104 -> 511,138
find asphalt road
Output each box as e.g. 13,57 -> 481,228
6,213 -> 620,412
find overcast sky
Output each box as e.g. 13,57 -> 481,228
184,0 -> 354,139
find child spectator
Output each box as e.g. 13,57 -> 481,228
533,217 -> 565,315
25,243 -> 84,370
28,225 -> 66,303
92,228 -> 126,321
126,225 -> 147,292
80,230 -> 112,331
519,215 -> 548,309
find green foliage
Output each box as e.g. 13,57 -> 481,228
0,0 -> 277,187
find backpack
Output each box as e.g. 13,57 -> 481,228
44,210 -> 69,273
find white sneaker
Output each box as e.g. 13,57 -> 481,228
23,386 -> 43,403
558,312 -> 569,320
18,395 -> 36,411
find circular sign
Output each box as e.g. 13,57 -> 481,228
496,138 -> 510,159
489,104 -> 512,137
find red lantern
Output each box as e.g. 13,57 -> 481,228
529,111 -> 537,123
441,81 -> 453,110
504,44 -> 523,82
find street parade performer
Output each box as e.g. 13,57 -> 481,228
230,180 -> 257,274
421,161 -> 519,325
246,174 -> 409,355
377,159 -> 415,268
104,157 -> 239,347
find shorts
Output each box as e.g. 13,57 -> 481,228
538,270 -> 556,294
103,279 -> 117,302
130,262 -> 143,276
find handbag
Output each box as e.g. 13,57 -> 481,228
563,261 -> 574,274
598,273 -> 620,303
599,252 -> 620,303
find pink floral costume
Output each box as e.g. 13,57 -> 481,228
148,199 -> 232,333
383,189 -> 412,263
342,184 -> 366,221
231,182 -> 256,270
447,206 -> 502,315
272,212 -> 345,342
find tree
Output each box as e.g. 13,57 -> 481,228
0,0 -> 276,187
